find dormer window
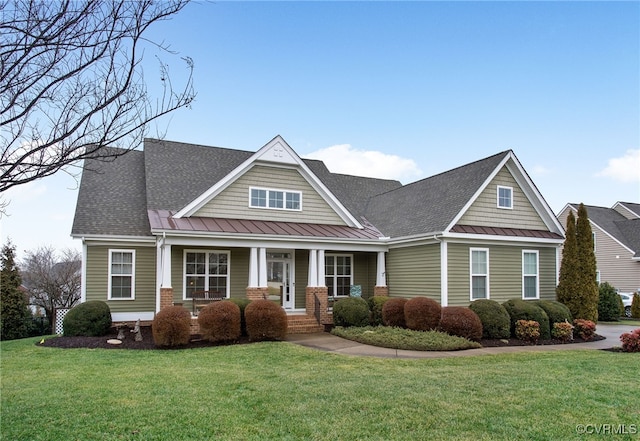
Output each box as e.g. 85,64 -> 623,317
497,185 -> 513,209
250,187 -> 301,211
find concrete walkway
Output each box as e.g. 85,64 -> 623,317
286,323 -> 638,359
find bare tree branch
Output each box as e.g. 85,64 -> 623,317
0,0 -> 195,192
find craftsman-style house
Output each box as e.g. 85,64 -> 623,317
72,136 -> 565,332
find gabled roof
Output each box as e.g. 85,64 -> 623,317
614,201 -> 640,219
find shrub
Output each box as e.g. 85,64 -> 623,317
333,297 -> 370,327
552,321 -> 574,342
439,306 -> 483,342
228,298 -> 252,336
152,306 -> 191,347
368,296 -> 390,326
534,300 -> 573,327
404,297 -> 441,331
616,295 -> 625,318
502,299 -> 550,340
245,299 -> 287,341
63,301 -> 112,337
573,319 -> 596,341
620,328 -> 640,353
382,298 -> 408,328
515,320 -> 540,344
632,293 -> 640,319
597,282 -> 621,321
197,300 -> 241,343
469,299 -> 511,339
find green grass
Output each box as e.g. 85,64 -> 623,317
331,325 -> 481,351
1,337 -> 639,441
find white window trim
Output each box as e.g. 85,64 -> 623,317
249,186 -> 302,211
497,185 -> 513,210
522,250 -> 539,300
183,250 -> 231,300
470,248 -> 490,301
108,249 -> 135,300
325,253 -> 354,298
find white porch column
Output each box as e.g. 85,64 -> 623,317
308,249 -> 318,287
317,249 -> 325,287
258,247 -> 268,287
161,244 -> 172,288
440,240 -> 448,307
376,251 -> 387,286
249,247 -> 258,287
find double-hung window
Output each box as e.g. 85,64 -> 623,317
470,248 -> 489,300
522,250 -> 539,299
497,185 -> 513,209
250,187 -> 301,211
184,251 -> 229,299
325,254 -> 353,297
109,250 -> 135,299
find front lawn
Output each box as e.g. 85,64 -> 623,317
1,337 -> 638,440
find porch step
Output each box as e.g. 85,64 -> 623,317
287,314 -> 324,334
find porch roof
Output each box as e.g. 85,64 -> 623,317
148,209 -> 385,240
450,224 -> 564,240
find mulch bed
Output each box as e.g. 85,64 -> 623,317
479,334 -> 605,347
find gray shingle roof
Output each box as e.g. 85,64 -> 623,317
570,204 -> 640,257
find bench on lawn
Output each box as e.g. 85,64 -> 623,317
191,290 -> 225,315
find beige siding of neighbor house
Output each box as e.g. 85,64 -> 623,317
387,244 -> 441,300
85,245 -> 156,313
458,166 -> 547,230
613,204 -> 639,220
194,165 -> 346,225
447,242 -> 557,306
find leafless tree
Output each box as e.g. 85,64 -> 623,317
0,0 -> 195,193
21,246 -> 81,333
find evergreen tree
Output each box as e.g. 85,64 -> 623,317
0,241 -> 32,340
575,204 -> 599,321
632,293 -> 640,319
556,211 -> 581,315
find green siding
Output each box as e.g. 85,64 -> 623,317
85,245 -> 156,313
387,244 -> 440,301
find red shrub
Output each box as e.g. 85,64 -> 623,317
382,298 -> 408,328
551,321 -> 574,342
245,299 -> 287,341
439,306 -> 483,342
404,297 -> 441,331
515,320 -> 540,344
620,328 -> 640,353
198,300 -> 241,343
152,305 -> 192,347
573,319 -> 596,341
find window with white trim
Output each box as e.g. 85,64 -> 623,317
497,185 -> 513,209
470,248 -> 489,300
522,250 -> 539,299
109,250 -> 135,299
325,254 -> 353,297
250,187 -> 301,211
184,251 -> 230,299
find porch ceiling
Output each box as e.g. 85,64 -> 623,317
148,209 -> 384,240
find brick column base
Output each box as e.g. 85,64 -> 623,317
246,287 -> 269,301
374,286 -> 389,297
160,287 -> 174,310
306,286 -> 331,325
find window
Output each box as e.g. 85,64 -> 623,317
325,254 -> 353,297
497,185 -> 513,209
109,250 -> 135,299
470,249 -> 489,300
522,250 -> 539,299
184,251 -> 229,299
250,187 -> 301,211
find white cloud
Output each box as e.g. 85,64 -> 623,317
532,165 -> 552,176
596,149 -> 640,183
305,144 -> 422,183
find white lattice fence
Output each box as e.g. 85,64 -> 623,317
54,308 -> 71,335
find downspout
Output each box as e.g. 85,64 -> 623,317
80,237 -> 87,303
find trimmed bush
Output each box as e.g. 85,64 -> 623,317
368,296 -> 390,326
620,328 -> 640,353
552,321 -> 574,342
63,301 -> 112,337
534,300 -> 573,327
382,298 -> 408,328
573,319 -> 596,341
245,299 -> 287,341
597,282 -> 621,321
502,299 -> 550,340
515,320 -> 540,344
228,298 -> 251,336
469,299 -> 511,339
404,297 -> 441,331
632,293 -> 640,319
439,306 -> 483,342
333,297 -> 370,327
152,306 -> 191,347
197,300 -> 241,343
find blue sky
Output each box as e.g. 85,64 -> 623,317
2,1 -> 639,257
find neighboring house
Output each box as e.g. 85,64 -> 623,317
557,202 -> 640,293
71,136 -> 565,332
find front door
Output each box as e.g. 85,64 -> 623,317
267,251 -> 294,309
